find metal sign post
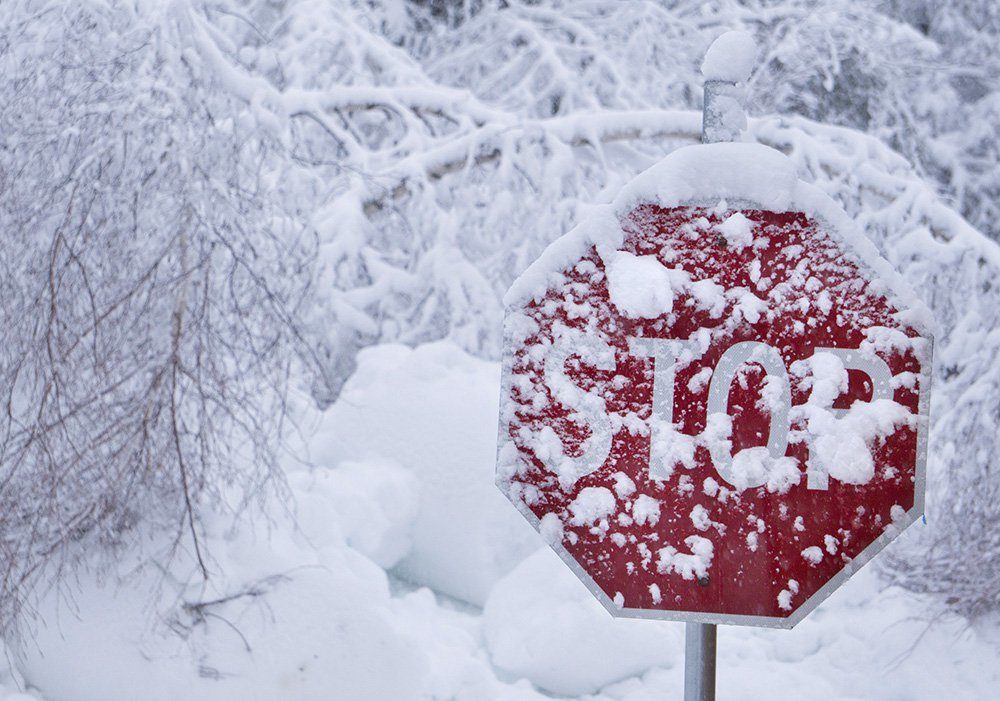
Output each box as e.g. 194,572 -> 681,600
684,31 -> 756,701
684,622 -> 717,701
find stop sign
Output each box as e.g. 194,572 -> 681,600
496,143 -> 932,627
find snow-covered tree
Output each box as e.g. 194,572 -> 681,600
0,1 -> 319,629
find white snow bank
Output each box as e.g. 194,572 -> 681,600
0,661 -> 40,701
701,31 -> 757,82
8,346 -> 999,701
483,548 -> 679,697
9,342 -> 546,701
11,444 -> 542,701
14,533 -> 430,701
288,458 -> 418,569
582,568 -> 1000,701
311,342 -> 538,606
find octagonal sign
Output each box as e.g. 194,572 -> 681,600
496,143 -> 932,627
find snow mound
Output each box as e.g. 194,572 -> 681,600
13,535 -> 429,701
10,441 -> 540,701
288,458 -> 418,569
312,342 -> 538,606
483,548 -> 679,696
8,344 -> 999,701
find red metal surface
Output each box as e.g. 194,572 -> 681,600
502,205 -> 926,621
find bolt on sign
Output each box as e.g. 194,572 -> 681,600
496,142 -> 933,627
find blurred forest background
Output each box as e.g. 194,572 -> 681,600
0,0 -> 997,675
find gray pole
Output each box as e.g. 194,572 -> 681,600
684,622 -> 717,701
684,29 -> 757,701
701,79 -> 745,144
687,67 -> 723,701
700,30 -> 754,144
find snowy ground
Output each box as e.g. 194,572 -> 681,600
2,342 -> 997,700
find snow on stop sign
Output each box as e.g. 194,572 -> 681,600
496,143 -> 932,627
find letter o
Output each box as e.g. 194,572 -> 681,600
706,341 -> 791,488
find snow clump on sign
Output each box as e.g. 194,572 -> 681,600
715,211 -> 755,251
799,351 -> 849,406
690,504 -> 712,531
568,486 -> 616,527
777,579 -> 800,611
730,447 -> 801,494
539,512 -> 564,545
649,417 -> 698,478
604,250 -> 676,318
612,471 -> 636,498
802,546 -> 824,565
800,399 -> 913,485
632,494 -> 661,525
605,248 -> 730,320
656,535 -> 714,580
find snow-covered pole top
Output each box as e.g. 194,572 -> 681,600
701,31 -> 757,144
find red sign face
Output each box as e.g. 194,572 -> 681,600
497,203 -> 932,627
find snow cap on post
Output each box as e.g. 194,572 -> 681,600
701,30 -> 757,143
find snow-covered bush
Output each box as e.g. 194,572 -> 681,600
0,1 -> 318,631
